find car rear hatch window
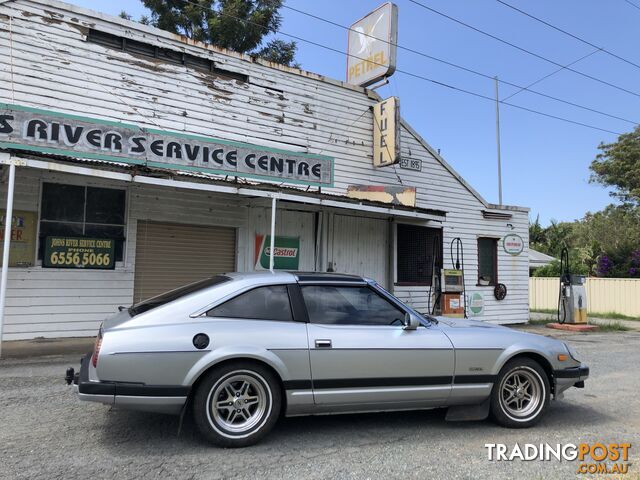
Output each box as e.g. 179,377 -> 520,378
129,275 -> 231,316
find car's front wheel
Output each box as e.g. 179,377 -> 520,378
193,361 -> 281,447
490,357 -> 550,428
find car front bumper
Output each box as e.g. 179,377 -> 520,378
68,352 -> 189,415
553,364 -> 589,397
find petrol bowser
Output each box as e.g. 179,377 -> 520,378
441,268 -> 465,317
428,237 -> 467,318
558,248 -> 588,324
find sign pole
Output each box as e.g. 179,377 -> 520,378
495,76 -> 503,206
0,162 -> 16,358
269,195 -> 277,272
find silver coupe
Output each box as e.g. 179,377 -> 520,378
68,272 -> 589,447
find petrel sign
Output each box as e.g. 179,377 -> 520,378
0,103 -> 334,187
347,2 -> 398,87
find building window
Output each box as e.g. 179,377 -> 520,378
396,224 -> 441,286
478,237 -> 498,285
38,183 -> 126,262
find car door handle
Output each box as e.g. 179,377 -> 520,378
315,339 -> 332,348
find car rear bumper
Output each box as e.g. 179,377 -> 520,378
70,352 -> 189,415
553,364 -> 589,397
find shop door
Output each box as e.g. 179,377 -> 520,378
331,215 -> 389,287
133,221 -> 236,303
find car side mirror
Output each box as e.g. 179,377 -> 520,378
403,312 -> 420,330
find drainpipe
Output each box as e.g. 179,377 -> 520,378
0,160 -> 17,358
269,194 -> 277,272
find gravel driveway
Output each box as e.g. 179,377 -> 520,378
1,327 -> 638,480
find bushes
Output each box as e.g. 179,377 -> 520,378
530,205 -> 640,278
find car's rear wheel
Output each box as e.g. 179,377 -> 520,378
193,361 -> 281,447
490,357 -> 550,428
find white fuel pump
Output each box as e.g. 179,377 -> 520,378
558,247 -> 588,324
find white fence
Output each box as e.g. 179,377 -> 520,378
529,277 -> 640,317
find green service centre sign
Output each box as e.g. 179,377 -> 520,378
44,236 -> 115,269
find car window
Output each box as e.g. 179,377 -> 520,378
207,285 -> 293,321
301,285 -> 405,326
129,276 -> 230,316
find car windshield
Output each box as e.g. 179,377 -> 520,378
129,276 -> 230,316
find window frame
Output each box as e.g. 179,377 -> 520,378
36,180 -> 129,268
394,223 -> 442,287
300,283 -> 409,327
205,284 -> 299,323
477,237 -> 499,286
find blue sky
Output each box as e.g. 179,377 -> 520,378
65,0 -> 639,225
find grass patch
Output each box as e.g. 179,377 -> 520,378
588,311 -> 640,321
528,317 -> 631,331
531,309 -> 640,321
595,321 -> 631,332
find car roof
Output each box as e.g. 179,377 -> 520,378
224,271 -> 297,283
223,271 -> 366,283
294,272 -> 366,283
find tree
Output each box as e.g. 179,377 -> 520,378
529,215 -> 546,247
590,126 -> 640,204
572,204 -> 640,277
530,205 -> 640,278
138,0 -> 298,66
531,257 -> 589,277
531,219 -> 574,257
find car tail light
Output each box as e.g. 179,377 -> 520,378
92,326 -> 103,368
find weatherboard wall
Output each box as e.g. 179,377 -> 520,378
0,0 -> 529,338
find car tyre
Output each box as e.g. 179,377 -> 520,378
193,361 -> 282,447
490,357 -> 550,428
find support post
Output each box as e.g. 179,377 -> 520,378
495,76 -> 503,206
269,195 -> 277,272
0,162 -> 16,358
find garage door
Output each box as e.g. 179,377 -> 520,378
133,221 -> 236,303
331,214 -> 389,286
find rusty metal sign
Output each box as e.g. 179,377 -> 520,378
347,185 -> 416,207
0,103 -> 334,187
372,96 -> 400,167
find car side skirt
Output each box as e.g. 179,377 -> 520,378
284,377 -> 495,416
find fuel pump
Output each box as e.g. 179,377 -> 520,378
428,233 -> 442,315
441,238 -> 467,318
557,247 -> 588,324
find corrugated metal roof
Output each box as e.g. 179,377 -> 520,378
4,149 -> 447,218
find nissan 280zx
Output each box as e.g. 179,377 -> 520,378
69,272 -> 589,447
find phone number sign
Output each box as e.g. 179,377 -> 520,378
44,237 -> 115,269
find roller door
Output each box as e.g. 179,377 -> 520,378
133,220 -> 236,302
331,214 -> 389,286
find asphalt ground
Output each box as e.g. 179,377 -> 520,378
0,326 -> 638,480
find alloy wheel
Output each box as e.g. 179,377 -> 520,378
208,373 -> 268,435
499,367 -> 543,420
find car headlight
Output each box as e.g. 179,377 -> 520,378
564,342 -> 580,361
